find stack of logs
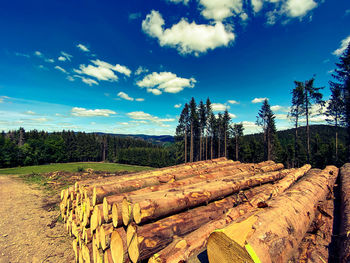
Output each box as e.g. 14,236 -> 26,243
60,157 -> 341,263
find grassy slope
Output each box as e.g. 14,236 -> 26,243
0,162 -> 151,175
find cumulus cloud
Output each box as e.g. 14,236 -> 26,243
137,71 -> 196,95
135,98 -> 145,102
127,111 -> 175,123
55,65 -> 67,73
229,113 -> 237,118
251,97 -> 268,103
58,51 -> 73,61
74,59 -> 131,82
242,121 -> 259,134
31,118 -> 49,122
118,92 -> 134,101
228,100 -> 239,104
25,110 -> 36,115
77,43 -> 90,52
45,58 -> 54,63
275,113 -> 288,120
333,35 -> 350,56
71,107 -> 116,117
283,0 -> 317,18
135,66 -> 149,75
174,103 -> 182,108
271,105 -> 282,111
34,51 -> 43,57
168,0 -> 189,4
251,0 -> 263,13
142,10 -> 235,56
199,0 -> 243,21
74,75 -> 98,86
212,103 -> 230,111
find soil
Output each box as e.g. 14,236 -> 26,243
0,175 -> 75,263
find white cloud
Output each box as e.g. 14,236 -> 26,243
74,75 -> 98,86
240,13 -> 248,21
251,97 -> 268,103
212,103 -> 230,111
119,122 -> 130,125
199,0 -> 243,21
251,0 -> 263,13
174,103 -> 182,108
127,111 -> 175,123
228,100 -> 239,104
25,110 -> 36,115
135,98 -> 145,102
55,65 -> 67,73
77,44 -> 90,52
34,51 -> 43,57
135,66 -> 149,75
59,51 -> 73,61
66,76 -> 75,82
242,121 -> 259,134
38,65 -> 48,70
15,52 -> 30,58
142,10 -> 235,56
271,105 -> 282,111
137,71 -> 196,95
130,120 -> 148,124
71,107 -> 116,117
118,92 -> 134,101
275,113 -> 288,120
0,98 -> 3,103
45,58 -> 55,63
32,117 -> 48,122
168,0 -> 189,4
229,113 -> 237,118
333,35 -> 350,56
283,0 -> 317,18
74,59 -> 131,82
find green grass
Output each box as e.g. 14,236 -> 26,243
0,162 -> 152,175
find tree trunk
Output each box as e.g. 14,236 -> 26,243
235,136 -> 238,161
306,92 -> 310,163
206,135 -> 208,160
218,133 -> 221,158
199,134 -> 202,161
184,128 -> 187,163
295,113 -> 298,168
336,120 -> 338,163
207,166 -> 338,263
109,228 -> 130,263
211,136 -> 213,160
340,163 -> 350,262
267,127 -> 271,160
190,122 -> 193,162
225,129 -> 227,158
148,166 -> 310,263
130,169 -> 285,225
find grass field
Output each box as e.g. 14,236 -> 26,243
0,162 -> 152,175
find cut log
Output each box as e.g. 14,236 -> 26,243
340,163 -> 350,263
102,162 -> 284,227
110,228 -> 130,263
130,169 -> 286,225
100,223 -> 114,250
104,249 -> 113,263
207,166 -> 338,263
91,160 -> 248,206
148,165 -> 310,263
127,180 -> 281,263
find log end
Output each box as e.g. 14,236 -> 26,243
133,202 -> 141,224
103,197 -> 110,223
207,232 -> 254,263
112,203 -> 119,227
122,198 -> 132,226
111,230 -> 127,263
92,186 -> 97,206
128,227 -> 139,263
91,206 -> 99,232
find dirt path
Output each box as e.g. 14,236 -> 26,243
0,176 -> 74,263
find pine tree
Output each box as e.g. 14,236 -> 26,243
199,100 -> 206,161
295,77 -> 324,163
223,109 -> 231,158
205,98 -> 213,160
289,84 -> 305,167
175,103 -> 190,163
189,98 -> 199,162
232,123 -> 244,161
208,112 -> 216,159
217,113 -> 223,158
325,85 -> 345,162
256,99 -> 277,160
330,42 -> 350,160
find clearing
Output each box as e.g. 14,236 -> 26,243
0,162 -> 151,263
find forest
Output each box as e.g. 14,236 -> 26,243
0,42 -> 349,170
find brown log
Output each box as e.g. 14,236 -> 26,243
100,223 -> 114,250
110,228 -> 130,263
91,160 -> 245,206
340,163 -> 350,262
129,169 -> 286,225
104,249 -> 113,263
127,183 -> 275,263
207,166 -> 338,263
81,243 -> 93,263
289,196 -> 334,263
148,165 -> 310,263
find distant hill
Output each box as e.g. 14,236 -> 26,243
94,133 -> 174,145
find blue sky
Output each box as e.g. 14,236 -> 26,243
0,0 -> 349,135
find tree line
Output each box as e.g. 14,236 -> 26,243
175,42 -> 350,168
0,129 -> 175,168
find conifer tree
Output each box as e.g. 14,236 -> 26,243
232,123 -> 244,161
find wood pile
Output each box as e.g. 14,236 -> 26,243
59,157 -> 340,263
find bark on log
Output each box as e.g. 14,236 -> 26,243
129,169 -> 286,225
340,163 -> 350,263
148,165 -> 310,263
91,161 -> 247,206
207,166 -> 338,263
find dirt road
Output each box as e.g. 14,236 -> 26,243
0,176 -> 74,263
